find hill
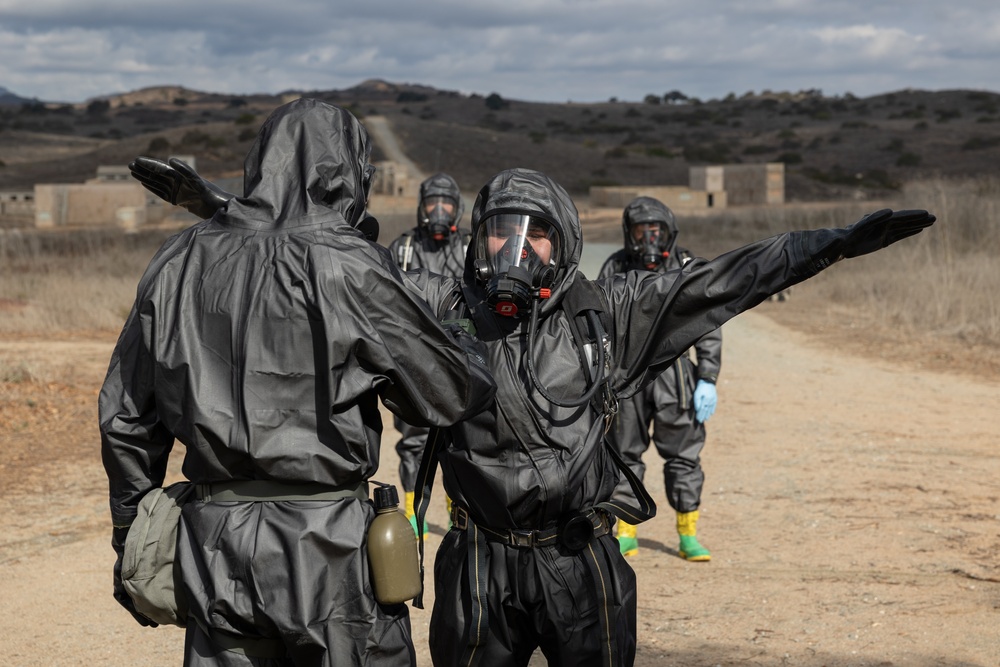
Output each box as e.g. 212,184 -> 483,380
2,80 -> 999,201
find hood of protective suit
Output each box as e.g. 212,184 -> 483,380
418,172 -> 465,224
622,196 -> 678,262
219,98 -> 373,231
464,168 -> 582,318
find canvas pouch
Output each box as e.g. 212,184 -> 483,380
121,481 -> 195,627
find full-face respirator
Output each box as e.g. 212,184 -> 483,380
627,221 -> 676,270
419,195 -> 460,241
473,212 -> 560,318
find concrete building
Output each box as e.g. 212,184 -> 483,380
589,185 -> 727,212
589,162 -> 783,211
34,181 -> 151,230
370,160 -> 416,197
689,163 -> 785,206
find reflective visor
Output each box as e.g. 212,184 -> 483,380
476,212 -> 561,274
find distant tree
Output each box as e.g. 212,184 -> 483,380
485,93 -> 508,111
234,113 -> 256,125
896,152 -> 922,167
664,90 -> 688,104
397,91 -> 428,103
228,98 -> 247,108
608,97 -> 618,103
147,137 -> 170,153
173,97 -> 188,106
643,94 -> 662,105
86,99 -> 110,116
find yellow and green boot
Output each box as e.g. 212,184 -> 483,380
617,520 -> 639,557
446,495 -> 453,530
677,510 -> 711,561
404,491 -> 429,539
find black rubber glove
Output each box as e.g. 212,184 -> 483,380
842,208 -> 936,258
128,156 -> 234,219
803,208 -> 936,272
111,526 -> 158,627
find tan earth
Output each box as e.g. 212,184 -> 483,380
1,299 -> 998,667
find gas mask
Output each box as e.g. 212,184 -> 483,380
627,221 -> 675,270
473,212 -> 560,318
419,195 -> 459,241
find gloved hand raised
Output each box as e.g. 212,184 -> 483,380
841,209 -> 935,258
111,526 -> 158,627
129,157 -> 234,219
693,379 -> 717,423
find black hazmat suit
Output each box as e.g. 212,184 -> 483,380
99,99 -> 495,666
386,173 -> 471,493
404,169 -> 926,667
597,207 -> 721,515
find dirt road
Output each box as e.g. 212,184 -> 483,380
1,304 -> 998,666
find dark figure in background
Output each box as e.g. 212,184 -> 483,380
598,197 -> 720,561
130,154 -> 935,667
386,173 -> 471,534
102,99 -> 495,667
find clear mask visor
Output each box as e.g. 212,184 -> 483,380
480,213 -> 561,276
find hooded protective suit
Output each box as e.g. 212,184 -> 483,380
120,142 -> 934,666
100,99 -> 495,666
416,169 -> 916,667
598,197 -> 722,515
386,173 -> 471,494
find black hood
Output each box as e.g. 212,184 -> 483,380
218,98 -> 373,231
622,196 -> 678,263
418,172 -> 465,225
464,168 -> 582,318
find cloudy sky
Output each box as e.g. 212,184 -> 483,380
1,0 -> 997,104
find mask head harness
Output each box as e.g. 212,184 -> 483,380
622,200 -> 677,270
473,210 -> 561,318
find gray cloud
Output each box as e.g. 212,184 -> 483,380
0,0 -> 997,103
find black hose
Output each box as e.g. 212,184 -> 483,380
525,307 -> 607,407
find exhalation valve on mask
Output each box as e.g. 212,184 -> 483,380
475,235 -> 555,317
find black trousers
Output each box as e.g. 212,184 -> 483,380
429,528 -> 636,667
610,358 -> 706,514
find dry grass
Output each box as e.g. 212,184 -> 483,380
0,228 -> 175,335
665,177 -> 1000,349
2,177 -> 997,360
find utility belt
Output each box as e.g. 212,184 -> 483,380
194,480 -> 368,502
450,505 -> 611,551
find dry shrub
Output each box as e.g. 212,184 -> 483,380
2,178 -> 997,349
681,176 -> 1000,347
0,228 -> 174,335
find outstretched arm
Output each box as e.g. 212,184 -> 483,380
129,157 -> 234,219
606,208 -> 935,396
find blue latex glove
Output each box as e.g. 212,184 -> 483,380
693,380 -> 717,423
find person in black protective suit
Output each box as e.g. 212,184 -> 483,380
597,196 -> 720,561
129,157 -> 934,667
386,173 -> 471,535
101,98 -> 496,667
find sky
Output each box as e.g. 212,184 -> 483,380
1,0 -> 998,105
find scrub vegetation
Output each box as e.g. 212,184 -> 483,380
2,80 -> 998,375
2,176 -> 998,380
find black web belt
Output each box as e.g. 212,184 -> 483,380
450,505 -> 611,548
194,480 -> 369,502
